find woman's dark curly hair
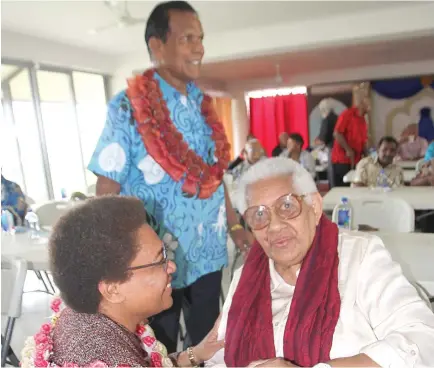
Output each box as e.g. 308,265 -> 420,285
49,195 -> 147,313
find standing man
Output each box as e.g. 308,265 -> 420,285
331,85 -> 370,187
88,0 -> 248,353
316,98 -> 338,187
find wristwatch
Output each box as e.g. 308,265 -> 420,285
313,363 -> 332,368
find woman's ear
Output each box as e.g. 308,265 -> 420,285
310,192 -> 323,225
98,280 -> 125,305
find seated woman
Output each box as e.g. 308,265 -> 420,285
21,196 -> 223,367
1,174 -> 28,225
207,157 -> 434,368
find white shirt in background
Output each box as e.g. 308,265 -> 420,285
206,231 -> 434,368
280,149 -> 316,179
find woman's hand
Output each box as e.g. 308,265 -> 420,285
249,358 -> 298,367
192,315 -> 224,363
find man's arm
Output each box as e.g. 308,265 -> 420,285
96,176 -> 121,196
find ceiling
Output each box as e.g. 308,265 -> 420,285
198,34 -> 434,85
1,1 -> 422,55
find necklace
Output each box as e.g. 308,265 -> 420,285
126,69 -> 230,199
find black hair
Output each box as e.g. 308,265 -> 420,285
50,196 -> 147,313
378,136 -> 398,148
145,1 -> 197,54
288,133 -> 304,147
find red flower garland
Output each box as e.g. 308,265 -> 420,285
126,69 -> 231,199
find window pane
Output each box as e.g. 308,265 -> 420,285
72,72 -> 107,187
0,98 -> 24,189
37,71 -> 86,198
1,64 -> 19,82
8,69 -> 48,202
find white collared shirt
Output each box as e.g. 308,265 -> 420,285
206,231 -> 434,368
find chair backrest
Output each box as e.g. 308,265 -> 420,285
350,197 -> 414,232
34,200 -> 75,228
1,256 -> 28,318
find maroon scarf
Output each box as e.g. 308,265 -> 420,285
224,215 -> 341,367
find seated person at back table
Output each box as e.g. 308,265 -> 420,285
228,139 -> 265,184
280,133 -> 316,179
352,136 -> 403,188
411,158 -> 434,186
1,174 -> 28,225
396,124 -> 428,161
272,132 -> 289,157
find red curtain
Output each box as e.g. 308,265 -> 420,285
249,94 -> 308,156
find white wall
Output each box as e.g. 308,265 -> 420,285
2,30 -> 120,75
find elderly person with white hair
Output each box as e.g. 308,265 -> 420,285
207,157 -> 434,368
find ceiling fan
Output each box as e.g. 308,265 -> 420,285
88,0 -> 147,35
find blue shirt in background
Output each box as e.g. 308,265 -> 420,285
424,141 -> 434,161
88,73 -> 228,288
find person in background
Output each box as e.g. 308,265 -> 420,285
331,85 -> 370,187
227,134 -> 257,171
228,139 -> 265,185
280,133 -> 316,179
88,0 -> 249,353
424,141 -> 434,161
352,136 -> 403,188
396,123 -> 428,161
316,98 -> 338,187
272,132 -> 289,157
1,174 -> 28,226
411,158 -> 434,187
207,157 -> 434,368
22,196 -> 223,367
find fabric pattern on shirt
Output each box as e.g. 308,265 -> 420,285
88,73 -> 228,289
331,107 -> 368,165
353,156 -> 404,188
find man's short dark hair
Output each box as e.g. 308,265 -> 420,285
145,1 -> 197,54
378,136 -> 398,148
289,133 -> 304,147
50,196 -> 147,313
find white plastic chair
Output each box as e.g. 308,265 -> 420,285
33,200 -> 74,228
346,197 -> 415,232
1,256 -> 27,367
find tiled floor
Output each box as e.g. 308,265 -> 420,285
2,239 -> 242,363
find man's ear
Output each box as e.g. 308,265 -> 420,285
148,37 -> 164,65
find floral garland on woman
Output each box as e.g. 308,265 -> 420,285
126,69 -> 231,199
21,297 -> 174,368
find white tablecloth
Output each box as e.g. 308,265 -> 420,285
1,233 -> 49,271
377,232 -> 434,295
323,186 -> 434,211
343,169 -> 416,184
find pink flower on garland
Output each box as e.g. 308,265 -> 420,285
142,336 -> 156,347
87,361 -> 108,368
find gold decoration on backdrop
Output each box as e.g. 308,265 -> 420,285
385,88 -> 434,137
421,76 -> 434,88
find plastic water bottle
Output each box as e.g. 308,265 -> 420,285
25,209 -> 40,239
332,197 -> 353,230
1,210 -> 15,233
377,169 -> 390,191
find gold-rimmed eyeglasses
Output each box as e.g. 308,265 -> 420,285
244,193 -> 306,231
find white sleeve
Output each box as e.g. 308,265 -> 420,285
357,236 -> 434,368
205,266 -> 244,368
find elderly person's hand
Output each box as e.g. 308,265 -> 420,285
192,315 -> 224,363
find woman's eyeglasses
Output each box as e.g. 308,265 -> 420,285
126,244 -> 168,272
244,193 -> 306,231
